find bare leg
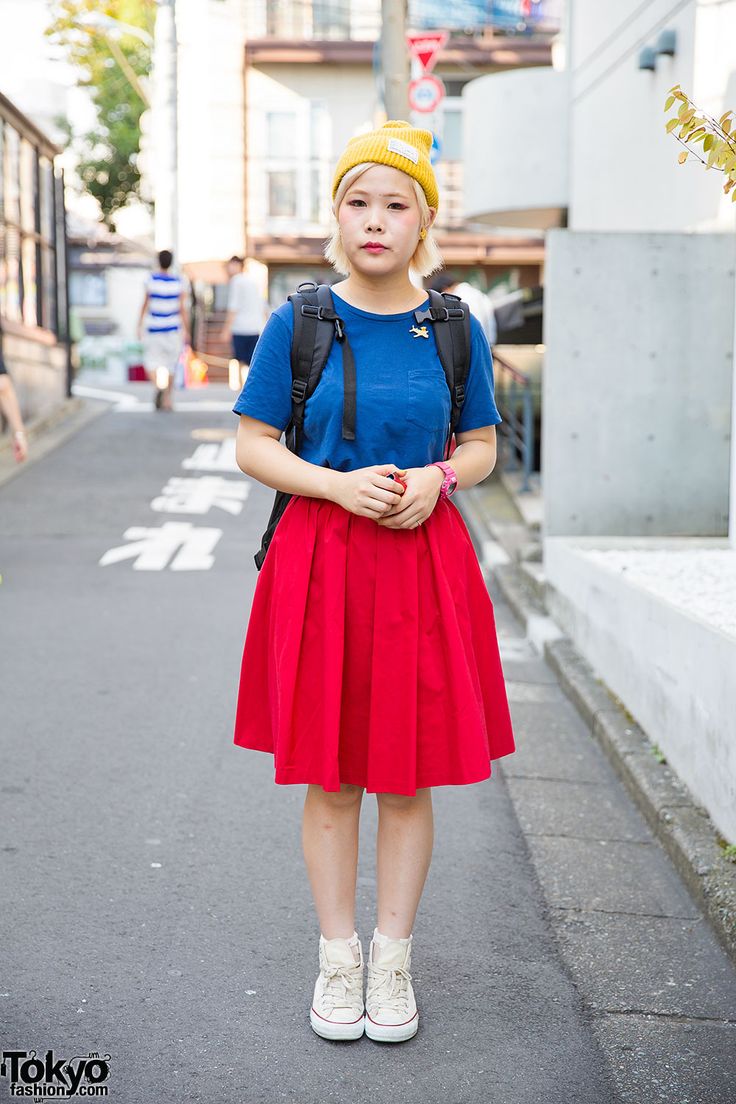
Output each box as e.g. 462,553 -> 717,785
302,783 -> 365,940
161,369 -> 175,409
375,788 -> 434,938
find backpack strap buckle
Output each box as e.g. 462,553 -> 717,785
300,303 -> 325,319
300,302 -> 345,341
414,305 -> 466,324
291,378 -> 308,403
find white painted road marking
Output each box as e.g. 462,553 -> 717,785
99,522 -> 222,570
151,476 -> 250,515
181,440 -> 240,473
72,383 -> 237,413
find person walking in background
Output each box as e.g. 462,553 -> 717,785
231,121 -> 515,1044
0,320 -> 28,463
137,249 -> 190,411
430,272 -> 497,348
221,255 -> 267,373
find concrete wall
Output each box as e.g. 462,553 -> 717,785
542,229 -> 734,538
570,0 -> 736,234
544,535 -> 736,844
463,67 -> 569,229
2,332 -> 68,426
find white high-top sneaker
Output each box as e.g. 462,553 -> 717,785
365,928 -> 419,1042
309,931 -> 365,1041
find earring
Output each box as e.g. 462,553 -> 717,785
419,227 -> 427,240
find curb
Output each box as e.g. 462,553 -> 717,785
458,484 -> 736,966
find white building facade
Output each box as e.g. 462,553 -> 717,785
464,0 -> 736,842
171,0 -> 551,319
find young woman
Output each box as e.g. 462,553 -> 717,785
231,121 -> 515,1044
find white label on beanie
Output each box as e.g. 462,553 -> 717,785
387,137 -> 419,164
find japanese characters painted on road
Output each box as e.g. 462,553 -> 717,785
99,438 -> 247,572
151,476 -> 250,516
405,30 -> 448,73
409,74 -> 445,114
182,438 -> 239,473
99,522 -> 223,571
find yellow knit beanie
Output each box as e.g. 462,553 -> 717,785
331,120 -> 439,212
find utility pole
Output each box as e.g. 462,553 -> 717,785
152,0 -> 178,256
381,0 -> 409,120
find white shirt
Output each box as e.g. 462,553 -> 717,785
227,272 -> 266,335
453,282 -> 497,346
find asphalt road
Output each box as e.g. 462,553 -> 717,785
1,383 -> 733,1103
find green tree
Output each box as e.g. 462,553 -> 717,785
46,0 -> 154,227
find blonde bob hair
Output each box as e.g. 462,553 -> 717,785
324,162 -> 444,279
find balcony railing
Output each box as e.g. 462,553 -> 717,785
245,0 -> 562,42
494,351 -> 535,492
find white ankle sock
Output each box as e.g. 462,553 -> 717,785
322,930 -> 360,963
373,926 -> 411,945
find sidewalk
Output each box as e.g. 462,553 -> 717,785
458,473 -> 736,1102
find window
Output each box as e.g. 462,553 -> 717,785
267,112 -> 297,159
268,171 -> 297,217
0,110 -> 60,334
69,270 -> 107,308
310,101 -> 328,159
310,167 -> 321,223
441,106 -> 463,161
313,0 -> 350,39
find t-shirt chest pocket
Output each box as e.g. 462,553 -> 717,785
406,354 -> 451,433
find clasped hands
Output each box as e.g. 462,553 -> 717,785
376,465 -> 444,529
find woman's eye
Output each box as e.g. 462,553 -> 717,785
348,200 -> 407,209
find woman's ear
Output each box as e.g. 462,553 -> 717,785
426,207 -> 437,230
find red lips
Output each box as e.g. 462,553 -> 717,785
362,242 -> 387,252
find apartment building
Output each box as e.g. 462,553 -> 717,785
175,0 -> 559,321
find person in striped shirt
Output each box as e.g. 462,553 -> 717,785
137,249 -> 190,411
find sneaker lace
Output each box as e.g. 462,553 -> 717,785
367,963 -> 413,1014
322,962 -> 362,1011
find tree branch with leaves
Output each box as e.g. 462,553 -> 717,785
664,84 -> 736,202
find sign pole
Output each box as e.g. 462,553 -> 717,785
381,0 -> 409,119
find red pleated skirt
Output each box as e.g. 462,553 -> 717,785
233,494 -> 516,795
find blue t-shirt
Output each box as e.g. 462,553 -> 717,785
231,287 -> 502,472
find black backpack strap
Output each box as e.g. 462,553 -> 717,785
286,282 -> 354,452
414,289 -> 471,459
253,282 -> 349,570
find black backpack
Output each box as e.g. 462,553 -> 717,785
253,281 -> 471,570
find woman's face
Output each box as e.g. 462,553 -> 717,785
337,164 -> 434,277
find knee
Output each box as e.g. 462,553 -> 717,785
308,782 -> 364,809
376,788 -> 431,812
